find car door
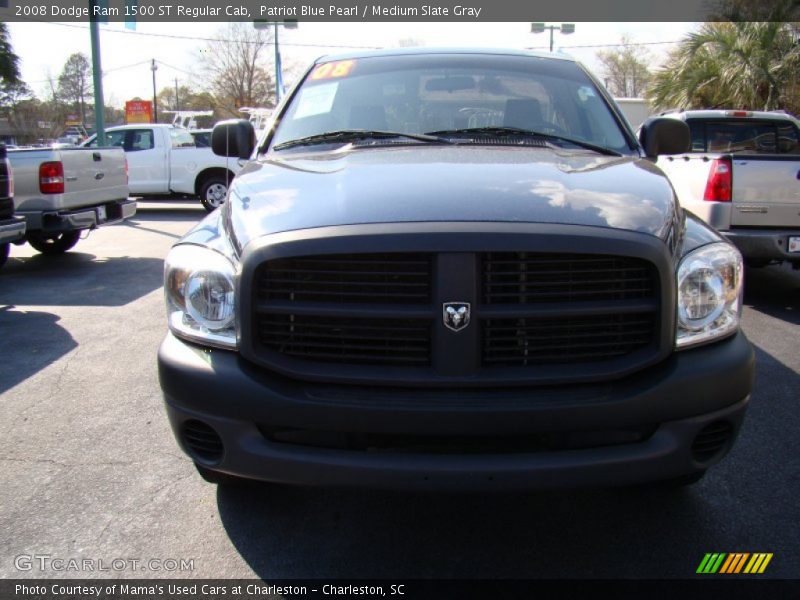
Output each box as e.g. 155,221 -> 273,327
85,128 -> 168,194
120,128 -> 169,194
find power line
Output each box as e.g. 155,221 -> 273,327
17,19 -> 383,49
104,59 -> 152,74
153,60 -> 195,77
527,40 -> 680,51
561,40 -> 680,49
24,59 -> 155,85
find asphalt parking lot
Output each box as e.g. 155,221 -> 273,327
1,200 -> 798,580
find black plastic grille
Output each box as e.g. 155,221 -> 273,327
258,424 -> 656,454
257,314 -> 432,366
248,248 -> 664,384
482,252 -> 656,303
482,314 -> 656,366
182,420 -> 224,463
692,421 -> 733,462
257,253 -> 432,304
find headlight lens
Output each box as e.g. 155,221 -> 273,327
164,244 -> 237,349
676,242 -> 743,349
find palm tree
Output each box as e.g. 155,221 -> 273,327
647,22 -> 800,112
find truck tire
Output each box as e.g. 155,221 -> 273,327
26,231 -> 82,255
199,176 -> 228,212
0,243 -> 8,268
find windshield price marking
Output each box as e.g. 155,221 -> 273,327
310,60 -> 357,81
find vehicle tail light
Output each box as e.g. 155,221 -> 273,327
6,159 -> 13,198
39,161 -> 65,194
703,158 -> 732,202
124,157 -> 129,183
725,110 -> 751,117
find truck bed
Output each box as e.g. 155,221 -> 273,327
9,146 -> 128,212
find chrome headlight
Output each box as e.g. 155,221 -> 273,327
676,242 -> 743,349
164,244 -> 237,349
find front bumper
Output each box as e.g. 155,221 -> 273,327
19,198 -> 137,234
0,216 -> 26,244
159,331 -> 755,490
724,228 -> 800,262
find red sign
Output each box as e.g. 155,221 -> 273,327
125,100 -> 153,124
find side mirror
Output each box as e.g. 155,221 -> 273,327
211,119 -> 256,159
638,117 -> 690,159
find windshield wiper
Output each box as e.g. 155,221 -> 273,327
272,130 -> 453,151
425,127 -> 622,156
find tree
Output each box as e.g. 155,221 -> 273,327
155,85 -> 219,124
0,23 -> 22,85
709,0 -> 799,21
596,36 -> 652,98
200,23 -> 275,117
57,53 -> 93,126
647,21 -> 800,113
158,84 -> 193,113
0,80 -> 32,110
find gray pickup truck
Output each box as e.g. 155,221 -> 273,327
8,145 -> 135,255
158,48 -> 755,490
656,109 -> 800,268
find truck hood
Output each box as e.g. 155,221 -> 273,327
223,146 -> 679,252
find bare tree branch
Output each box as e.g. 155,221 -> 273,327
200,23 -> 275,118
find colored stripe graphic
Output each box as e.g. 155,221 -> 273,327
744,553 -> 773,574
699,553 -> 773,574
720,553 -> 749,573
696,554 -> 713,573
697,553 -> 727,574
733,553 -> 750,574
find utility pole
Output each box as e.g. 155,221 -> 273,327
151,59 -> 158,123
530,23 -> 575,52
254,19 -> 297,105
273,22 -> 280,102
89,0 -> 106,145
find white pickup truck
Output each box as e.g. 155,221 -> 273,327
655,109 -> 800,268
8,146 -> 135,255
82,124 -> 241,211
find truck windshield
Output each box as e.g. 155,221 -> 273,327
270,53 -> 632,153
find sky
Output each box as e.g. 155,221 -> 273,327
7,21 -> 697,109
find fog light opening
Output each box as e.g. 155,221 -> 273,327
691,421 -> 733,463
182,419 -> 224,464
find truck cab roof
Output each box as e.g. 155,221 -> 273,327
659,109 -> 798,123
316,46 -> 577,64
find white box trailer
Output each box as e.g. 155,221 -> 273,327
614,98 -> 651,130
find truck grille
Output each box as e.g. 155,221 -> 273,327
246,243 -> 667,386
257,253 -> 431,304
482,314 -> 656,366
257,314 -> 431,366
482,253 -> 656,303
481,253 -> 657,367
